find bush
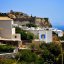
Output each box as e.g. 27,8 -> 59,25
15,50 -> 44,64
20,30 -> 27,40
15,27 -> 21,33
0,45 -> 15,53
47,43 -> 61,57
56,53 -> 64,64
20,30 -> 34,40
15,27 -> 34,40
26,23 -> 37,28
59,36 -> 64,40
27,32 -> 34,40
15,50 -> 37,62
39,43 -> 61,63
40,43 -> 61,57
0,59 -> 15,64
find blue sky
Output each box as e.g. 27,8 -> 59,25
0,0 -> 64,29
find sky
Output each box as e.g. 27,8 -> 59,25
0,0 -> 64,30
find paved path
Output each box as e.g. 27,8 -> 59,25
0,53 -> 16,58
60,40 -> 64,43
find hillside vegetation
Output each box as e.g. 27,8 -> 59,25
0,10 -> 52,27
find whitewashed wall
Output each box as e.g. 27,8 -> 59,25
26,29 -> 52,43
12,28 -> 15,34
39,31 -> 46,42
46,30 -> 52,43
39,30 -> 52,43
0,20 -> 13,39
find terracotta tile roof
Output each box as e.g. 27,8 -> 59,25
0,17 -> 12,20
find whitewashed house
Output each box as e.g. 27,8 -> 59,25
57,30 -> 63,37
51,28 -> 63,37
39,29 -> 52,43
0,17 -> 21,46
24,27 -> 52,43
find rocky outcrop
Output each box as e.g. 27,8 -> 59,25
0,10 -> 52,27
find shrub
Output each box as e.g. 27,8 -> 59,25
26,23 -> 37,28
15,27 -> 21,33
0,45 -> 15,53
20,30 -> 34,40
15,50 -> 44,64
0,59 -> 15,64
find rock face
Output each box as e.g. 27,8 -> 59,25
0,10 -> 52,27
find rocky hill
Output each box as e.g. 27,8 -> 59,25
0,10 -> 52,27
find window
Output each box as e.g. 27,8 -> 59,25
41,34 -> 46,39
15,35 -> 17,38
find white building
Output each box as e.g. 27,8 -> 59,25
24,27 -> 52,43
0,17 -> 21,46
50,28 -> 63,37
57,30 -> 63,37
39,30 -> 52,43
0,17 -> 13,39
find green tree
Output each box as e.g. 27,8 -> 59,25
15,50 -> 44,64
39,43 -> 61,63
40,43 -> 61,57
15,27 -> 21,33
20,30 -> 27,40
27,32 -> 34,40
26,23 -> 37,28
20,30 -> 34,40
15,27 -> 34,40
47,43 -> 61,57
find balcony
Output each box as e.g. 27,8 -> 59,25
12,34 -> 21,41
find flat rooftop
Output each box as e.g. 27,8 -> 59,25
0,17 -> 12,21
